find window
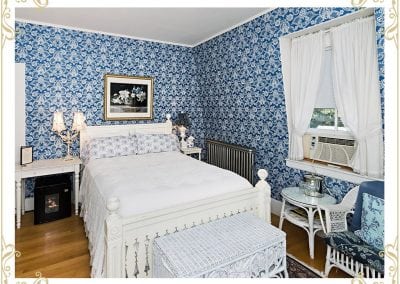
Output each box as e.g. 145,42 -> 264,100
310,108 -> 345,130
308,44 -> 349,132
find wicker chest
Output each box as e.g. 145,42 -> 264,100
153,212 -> 287,278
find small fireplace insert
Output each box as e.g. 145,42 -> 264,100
34,174 -> 71,224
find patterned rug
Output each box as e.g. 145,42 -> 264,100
286,256 -> 322,278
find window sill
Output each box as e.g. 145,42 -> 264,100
285,159 -> 383,184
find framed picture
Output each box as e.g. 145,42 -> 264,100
104,74 -> 154,120
20,146 -> 33,165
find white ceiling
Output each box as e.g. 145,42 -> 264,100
16,8 -> 271,47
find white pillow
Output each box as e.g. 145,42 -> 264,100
80,135 -> 136,164
136,134 -> 179,155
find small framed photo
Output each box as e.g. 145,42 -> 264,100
20,146 -> 33,165
104,74 -> 154,120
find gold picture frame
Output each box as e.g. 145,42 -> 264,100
104,74 -> 154,120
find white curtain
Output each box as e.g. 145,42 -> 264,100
331,17 -> 384,178
280,32 -> 324,160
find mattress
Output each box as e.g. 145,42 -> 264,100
79,151 -> 252,277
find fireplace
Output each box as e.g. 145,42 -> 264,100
34,174 -> 71,224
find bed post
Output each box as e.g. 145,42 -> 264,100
105,197 -> 124,278
255,169 -> 271,223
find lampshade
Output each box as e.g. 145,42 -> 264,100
52,111 -> 66,133
176,112 -> 191,128
72,111 -> 87,132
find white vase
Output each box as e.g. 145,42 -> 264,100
187,136 -> 195,148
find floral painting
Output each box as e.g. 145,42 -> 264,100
104,74 -> 154,120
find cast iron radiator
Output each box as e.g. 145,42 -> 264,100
206,139 -> 255,185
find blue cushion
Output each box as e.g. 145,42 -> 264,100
324,231 -> 384,274
355,193 -> 384,251
350,181 -> 384,232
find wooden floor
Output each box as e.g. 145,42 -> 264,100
15,210 -> 90,278
15,210 -> 350,278
271,214 -> 350,278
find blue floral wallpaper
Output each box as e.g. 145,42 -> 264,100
15,22 -> 205,197
193,7 -> 384,201
15,22 -> 204,159
15,7 -> 384,200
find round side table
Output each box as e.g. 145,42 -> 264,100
279,187 -> 336,259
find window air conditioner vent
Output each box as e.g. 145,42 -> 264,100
305,135 -> 356,167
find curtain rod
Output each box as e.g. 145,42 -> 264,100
281,8 -> 375,40
322,15 -> 374,33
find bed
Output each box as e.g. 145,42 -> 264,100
79,115 -> 272,278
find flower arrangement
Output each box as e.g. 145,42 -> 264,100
111,86 -> 147,106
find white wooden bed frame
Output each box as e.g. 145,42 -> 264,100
79,115 -> 272,278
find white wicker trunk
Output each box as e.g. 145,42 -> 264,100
153,212 -> 287,278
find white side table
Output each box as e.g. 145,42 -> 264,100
15,157 -> 82,228
180,147 -> 202,160
279,187 -> 336,259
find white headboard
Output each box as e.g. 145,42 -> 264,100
80,114 -> 173,151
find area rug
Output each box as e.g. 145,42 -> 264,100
286,255 -> 322,278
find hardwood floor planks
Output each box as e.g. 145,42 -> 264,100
16,211 -> 90,278
271,214 -> 350,278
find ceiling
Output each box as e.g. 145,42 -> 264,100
16,8 -> 271,47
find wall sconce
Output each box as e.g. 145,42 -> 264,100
52,111 -> 86,161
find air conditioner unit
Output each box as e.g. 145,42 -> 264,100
303,134 -> 356,167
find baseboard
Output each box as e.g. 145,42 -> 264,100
271,198 -> 283,216
24,197 -> 34,212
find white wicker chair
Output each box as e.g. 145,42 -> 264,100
317,186 -> 384,278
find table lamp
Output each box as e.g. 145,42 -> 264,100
52,111 -> 86,160
176,113 -> 191,148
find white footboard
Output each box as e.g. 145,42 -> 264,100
105,169 -> 271,278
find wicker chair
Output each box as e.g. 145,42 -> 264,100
317,181 -> 384,278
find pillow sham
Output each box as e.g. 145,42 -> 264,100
81,135 -> 137,164
136,134 -> 180,154
355,193 -> 384,251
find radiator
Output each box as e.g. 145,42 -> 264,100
206,139 -> 255,185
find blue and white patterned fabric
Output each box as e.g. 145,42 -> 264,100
350,181 -> 384,231
81,135 -> 136,164
324,231 -> 384,274
15,7 -> 384,198
136,134 -> 180,155
356,193 -> 384,251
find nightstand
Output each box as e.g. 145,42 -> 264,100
15,157 -> 82,228
180,147 -> 202,160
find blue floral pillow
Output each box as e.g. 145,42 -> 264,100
136,134 -> 179,154
356,193 -> 384,251
81,135 -> 137,164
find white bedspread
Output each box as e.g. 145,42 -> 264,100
79,151 -> 252,277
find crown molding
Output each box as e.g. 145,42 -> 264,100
15,17 -> 193,48
193,8 -> 275,46
15,8 -> 276,48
